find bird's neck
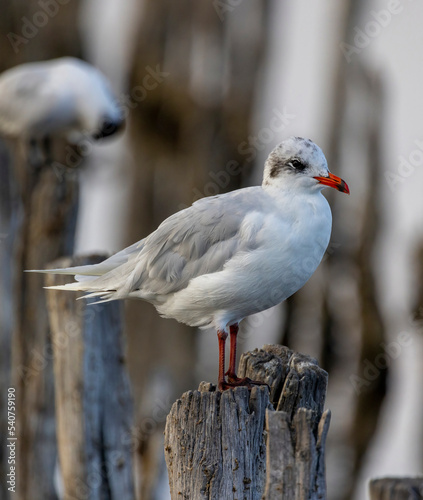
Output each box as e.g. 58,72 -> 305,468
262,176 -> 322,198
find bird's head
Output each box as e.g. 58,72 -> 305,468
68,60 -> 125,142
263,137 -> 349,195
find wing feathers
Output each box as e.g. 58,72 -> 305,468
31,187 -> 269,301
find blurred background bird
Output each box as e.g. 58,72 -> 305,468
0,56 -> 124,165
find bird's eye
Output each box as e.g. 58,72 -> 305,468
288,159 -> 306,171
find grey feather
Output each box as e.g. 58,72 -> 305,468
76,187 -> 267,297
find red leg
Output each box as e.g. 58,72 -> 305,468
226,323 -> 239,380
217,329 -> 228,391
218,324 -> 269,391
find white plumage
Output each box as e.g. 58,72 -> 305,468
31,137 -> 349,389
0,56 -> 123,143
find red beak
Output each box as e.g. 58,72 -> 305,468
314,172 -> 350,194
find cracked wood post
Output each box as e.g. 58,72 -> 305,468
45,256 -> 135,500
369,477 -> 423,499
164,344 -> 330,500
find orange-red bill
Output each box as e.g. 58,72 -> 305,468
313,172 -> 350,194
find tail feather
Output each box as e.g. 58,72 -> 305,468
44,282 -> 98,292
44,283 -> 119,303
28,240 -> 145,302
26,265 -> 104,281
85,293 -> 118,304
26,238 -> 144,281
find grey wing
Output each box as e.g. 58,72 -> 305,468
74,239 -> 144,282
130,188 -> 265,296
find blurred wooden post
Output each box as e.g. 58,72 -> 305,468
164,345 -> 330,500
369,477 -> 423,500
10,142 -> 79,500
46,256 -> 135,500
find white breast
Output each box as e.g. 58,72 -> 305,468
156,189 -> 332,331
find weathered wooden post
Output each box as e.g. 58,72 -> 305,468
46,256 -> 135,500
164,344 -> 330,499
369,477 -> 423,500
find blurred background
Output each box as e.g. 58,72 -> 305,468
1,0 -> 422,499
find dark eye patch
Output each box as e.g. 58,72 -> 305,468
267,155 -> 308,179
288,159 -> 307,171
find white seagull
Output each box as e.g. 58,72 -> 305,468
0,57 -> 124,160
32,137 -> 349,390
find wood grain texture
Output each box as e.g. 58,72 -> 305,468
46,256 -> 135,500
369,477 -> 423,500
238,344 -> 328,421
165,345 -> 330,500
165,383 -> 269,500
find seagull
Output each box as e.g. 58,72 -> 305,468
0,57 -> 124,163
31,137 -> 349,390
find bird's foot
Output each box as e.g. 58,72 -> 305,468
218,373 -> 269,391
